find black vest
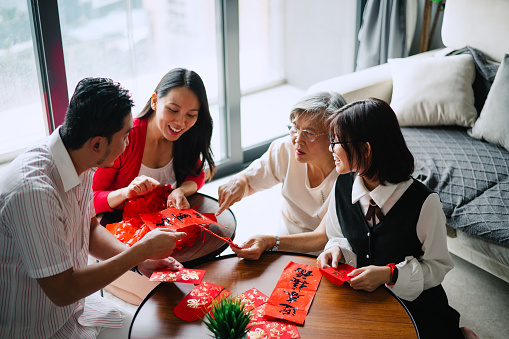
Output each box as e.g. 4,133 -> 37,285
335,174 -> 431,267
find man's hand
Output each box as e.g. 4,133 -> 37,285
138,257 -> 183,277
347,265 -> 391,292
124,175 -> 160,200
316,246 -> 343,269
167,188 -> 190,209
133,228 -> 187,260
231,235 -> 274,260
216,175 -> 249,216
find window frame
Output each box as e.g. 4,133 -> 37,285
21,0 -> 362,179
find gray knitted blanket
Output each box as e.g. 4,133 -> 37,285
402,127 -> 509,246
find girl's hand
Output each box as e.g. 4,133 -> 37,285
347,265 -> 392,292
167,188 -> 190,209
316,246 -> 343,269
124,175 -> 160,200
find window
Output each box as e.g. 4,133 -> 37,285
57,0 -> 223,160
2,0 -> 358,178
239,0 -> 304,149
0,1 -> 46,162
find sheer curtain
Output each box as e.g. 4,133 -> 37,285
355,0 -> 409,71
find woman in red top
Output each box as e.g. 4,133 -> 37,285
93,68 -> 216,214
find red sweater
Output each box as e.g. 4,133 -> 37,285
93,117 -> 205,213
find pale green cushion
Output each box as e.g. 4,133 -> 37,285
389,54 -> 477,127
469,54 -> 509,151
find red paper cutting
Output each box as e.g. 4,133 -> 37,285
123,185 -> 172,219
263,261 -> 322,325
149,268 -> 206,284
320,264 -> 357,285
105,188 -> 227,249
174,282 -> 231,321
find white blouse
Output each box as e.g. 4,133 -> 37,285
139,158 -> 177,188
324,175 -> 454,301
243,136 -> 338,236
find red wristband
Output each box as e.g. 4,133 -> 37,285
386,263 -> 396,286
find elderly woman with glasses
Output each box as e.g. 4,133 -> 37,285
216,91 -> 347,257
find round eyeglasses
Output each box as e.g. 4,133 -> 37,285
287,124 -> 326,143
330,137 -> 361,152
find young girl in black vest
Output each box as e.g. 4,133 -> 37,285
317,98 -> 477,339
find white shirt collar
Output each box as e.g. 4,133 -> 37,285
351,174 -> 399,208
48,127 -> 81,192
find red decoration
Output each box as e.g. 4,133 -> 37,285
249,302 -> 300,338
263,261 -> 322,325
320,264 -> 357,285
123,185 -> 172,220
234,288 -> 269,311
229,288 -> 300,339
174,282 -> 231,321
149,268 -> 206,284
104,186 -> 230,249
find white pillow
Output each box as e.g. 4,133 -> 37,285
469,54 -> 509,151
389,54 -> 477,127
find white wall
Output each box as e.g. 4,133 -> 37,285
283,0 -> 358,90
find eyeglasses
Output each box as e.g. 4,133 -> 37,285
330,137 -> 360,152
287,124 -> 326,143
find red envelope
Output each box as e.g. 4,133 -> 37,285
248,322 -> 301,339
174,282 -> 231,321
320,264 -> 357,285
249,304 -> 300,339
263,261 -> 322,325
149,268 -> 206,284
234,288 -> 269,311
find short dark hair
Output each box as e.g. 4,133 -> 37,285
138,68 -> 216,185
328,98 -> 414,184
60,77 -> 134,150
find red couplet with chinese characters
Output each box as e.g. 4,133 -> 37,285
263,261 -> 322,325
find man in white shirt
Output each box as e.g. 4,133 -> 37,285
0,78 -> 186,338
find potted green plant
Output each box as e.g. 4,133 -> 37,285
203,296 -> 253,339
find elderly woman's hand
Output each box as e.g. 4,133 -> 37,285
231,235 -> 275,260
216,174 -> 250,216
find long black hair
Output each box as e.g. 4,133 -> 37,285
328,98 -> 414,185
138,68 -> 215,185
